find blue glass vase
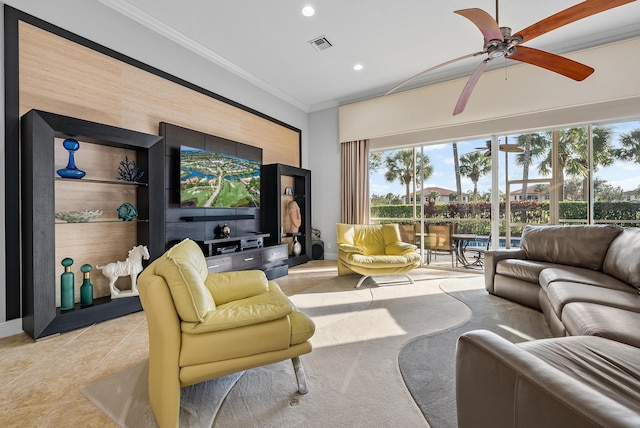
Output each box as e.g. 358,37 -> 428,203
57,138 -> 86,179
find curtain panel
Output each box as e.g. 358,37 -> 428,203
340,140 -> 370,224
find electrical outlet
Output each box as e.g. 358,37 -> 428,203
326,242 -> 332,249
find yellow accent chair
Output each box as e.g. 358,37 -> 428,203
137,239 -> 315,428
336,223 -> 421,288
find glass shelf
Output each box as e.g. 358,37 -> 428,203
54,177 -> 148,186
55,219 -> 149,224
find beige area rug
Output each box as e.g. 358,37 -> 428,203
213,269 -> 479,428
82,360 -> 243,427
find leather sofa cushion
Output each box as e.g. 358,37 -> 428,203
496,259 -> 558,284
539,266 -> 632,293
520,225 -> 622,270
546,281 -> 640,320
563,302 -> 640,348
156,239 -> 215,323
518,335 -> 640,417
603,228 -> 640,290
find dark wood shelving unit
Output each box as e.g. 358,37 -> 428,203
20,110 -> 164,340
260,164 -> 311,267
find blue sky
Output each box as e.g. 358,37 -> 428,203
370,120 -> 640,197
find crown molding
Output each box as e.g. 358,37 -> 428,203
98,0 -> 309,112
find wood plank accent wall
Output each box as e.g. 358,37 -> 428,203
18,22 -> 300,166
5,9 -> 302,321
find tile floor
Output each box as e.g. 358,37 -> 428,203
0,258 -> 474,426
0,260 -> 338,427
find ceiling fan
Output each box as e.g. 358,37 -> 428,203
475,138 -> 524,157
387,0 -> 636,115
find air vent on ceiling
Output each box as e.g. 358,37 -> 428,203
309,36 -> 333,52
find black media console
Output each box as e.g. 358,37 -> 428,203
198,234 -> 289,280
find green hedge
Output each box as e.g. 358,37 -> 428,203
371,200 -> 640,232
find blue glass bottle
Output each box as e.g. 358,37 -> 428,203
80,264 -> 94,307
60,257 -> 75,311
57,138 -> 86,179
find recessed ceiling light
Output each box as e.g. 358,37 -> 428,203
301,6 -> 315,17
353,64 -> 364,71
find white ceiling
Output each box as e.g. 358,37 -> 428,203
98,0 -> 640,112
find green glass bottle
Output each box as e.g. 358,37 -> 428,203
60,258 -> 75,311
80,264 -> 94,307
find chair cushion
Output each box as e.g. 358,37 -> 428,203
205,270 -> 270,306
520,225 -> 621,270
156,239 -> 215,323
181,283 -> 295,334
342,251 -> 421,268
353,225 -> 386,255
603,228 -> 640,290
385,241 -> 418,255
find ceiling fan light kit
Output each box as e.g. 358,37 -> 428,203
388,0 -> 637,115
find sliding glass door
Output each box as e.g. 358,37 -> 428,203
369,117 -> 640,267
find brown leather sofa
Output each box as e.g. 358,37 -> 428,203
456,225 -> 640,427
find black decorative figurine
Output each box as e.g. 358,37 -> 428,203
117,156 -> 144,182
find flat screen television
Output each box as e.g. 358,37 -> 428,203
180,145 -> 261,208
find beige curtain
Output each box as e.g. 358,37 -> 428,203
340,140 -> 370,224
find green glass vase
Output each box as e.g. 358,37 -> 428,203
60,258 -> 75,311
80,264 -> 94,307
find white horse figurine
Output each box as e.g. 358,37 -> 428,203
96,245 -> 150,299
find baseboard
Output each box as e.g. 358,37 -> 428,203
0,318 -> 23,339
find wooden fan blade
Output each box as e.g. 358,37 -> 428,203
508,45 -> 594,81
453,59 -> 489,115
454,8 -> 503,43
514,0 -> 636,43
386,51 -> 485,95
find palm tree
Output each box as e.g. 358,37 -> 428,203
452,143 -> 462,202
384,149 -> 433,203
517,127 -> 615,201
459,151 -> 491,201
427,190 -> 440,203
614,128 -> 640,164
369,151 -> 383,172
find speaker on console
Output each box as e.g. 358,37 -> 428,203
311,240 -> 324,260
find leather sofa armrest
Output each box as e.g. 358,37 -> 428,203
456,330 -> 637,428
484,249 -> 526,294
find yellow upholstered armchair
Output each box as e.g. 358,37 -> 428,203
337,223 -> 421,288
137,239 -> 315,428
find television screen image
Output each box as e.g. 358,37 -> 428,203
180,145 -> 260,208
